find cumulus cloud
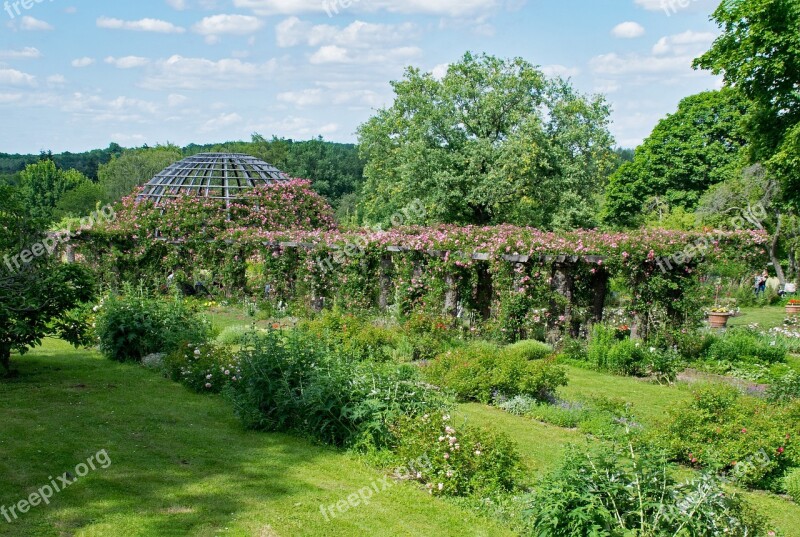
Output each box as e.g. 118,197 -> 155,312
71,57 -> 95,68
0,47 -> 42,59
652,30 -> 715,55
276,17 -> 418,48
540,64 -> 580,78
236,0 -> 511,17
140,55 -> 278,90
20,16 -> 53,31
193,14 -> 264,44
97,16 -> 186,33
612,21 -> 645,38
105,56 -> 151,69
0,68 -> 36,86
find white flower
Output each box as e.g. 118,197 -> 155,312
206,374 -> 213,380
442,414 -> 450,421
437,483 -> 443,491
194,349 -> 201,356
474,450 -> 481,456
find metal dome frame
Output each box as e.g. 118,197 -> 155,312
136,153 -> 290,207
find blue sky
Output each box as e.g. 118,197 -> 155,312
0,0 -> 723,154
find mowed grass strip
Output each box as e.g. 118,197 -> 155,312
0,340 -> 512,537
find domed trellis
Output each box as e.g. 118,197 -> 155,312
136,153 -> 290,207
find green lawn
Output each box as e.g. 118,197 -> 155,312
729,306 -> 790,330
0,340 -> 511,537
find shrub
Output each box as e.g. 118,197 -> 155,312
704,328 -> 787,365
503,339 -> 553,361
391,413 -> 522,497
163,343 -> 239,393
226,329 -> 449,448
424,341 -> 567,404
785,468 -> 800,503
95,290 -> 214,362
767,370 -> 800,403
401,312 -> 459,361
654,384 -> 800,490
525,442 -> 766,536
299,310 -> 399,362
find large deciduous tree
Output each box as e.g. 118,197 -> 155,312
98,145 -> 183,203
0,187 -> 96,374
603,89 -> 749,228
694,0 -> 800,207
18,159 -> 91,222
357,52 -> 615,229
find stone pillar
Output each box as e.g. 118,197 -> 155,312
443,271 -> 458,318
378,255 -> 394,311
590,268 -> 609,322
549,261 -> 575,339
475,263 -> 493,321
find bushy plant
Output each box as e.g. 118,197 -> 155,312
226,329 -> 449,448
424,341 -> 568,404
400,312 -> 459,361
163,343 -> 239,393
215,325 -> 270,347
785,468 -> 800,503
503,339 -> 553,361
95,290 -> 214,362
654,384 -> 800,490
767,370 -> 800,403
299,309 -> 399,362
391,412 -> 522,497
704,328 -> 787,365
525,441 -> 766,536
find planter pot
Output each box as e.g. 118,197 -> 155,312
707,312 -> 732,328
787,305 -> 800,315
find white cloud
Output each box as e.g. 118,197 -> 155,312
47,74 -> 66,86
0,68 -> 36,86
309,45 -> 421,65
140,55 -> 278,90
0,93 -> 23,104
612,21 -> 645,39
540,64 -> 580,78
105,56 -> 151,69
590,52 -> 692,75
634,0 -> 717,16
20,16 -> 53,31
652,30 -> 716,55
236,0 -> 509,17
193,14 -> 264,39
167,93 -> 188,107
200,112 -> 243,132
277,88 -> 324,107
97,16 -> 186,33
0,47 -> 41,59
71,57 -> 95,68
166,0 -> 188,9
431,63 -> 449,80
276,17 -> 418,49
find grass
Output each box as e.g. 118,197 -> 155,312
0,340 -> 512,537
729,306 -> 790,330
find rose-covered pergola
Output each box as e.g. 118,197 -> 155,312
73,157 -> 769,342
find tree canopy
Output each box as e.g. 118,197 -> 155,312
357,52 -> 616,229
603,89 -> 749,228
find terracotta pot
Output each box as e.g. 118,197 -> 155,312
786,304 -> 800,315
707,312 -> 732,328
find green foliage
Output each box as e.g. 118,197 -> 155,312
0,186 -> 97,372
358,52 -> 615,228
18,160 -> 91,221
695,0 -> 800,165
525,441 -> 766,536
53,182 -> 105,220
226,329 -> 449,448
391,412 -> 522,497
299,310 -> 399,363
163,342 -> 238,394
583,325 -> 679,380
704,328 -> 787,365
603,89 -> 749,227
785,468 -> 800,503
767,370 -> 800,403
215,325 -> 269,347
97,145 -> 183,203
654,384 -> 800,490
95,291 -> 214,362
424,341 -> 568,404
503,339 -> 553,361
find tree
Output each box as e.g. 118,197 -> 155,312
357,52 -> 615,229
694,0 -> 800,205
0,187 -> 95,374
17,160 -> 91,222
98,145 -> 182,203
603,89 -> 749,228
697,164 -> 793,285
